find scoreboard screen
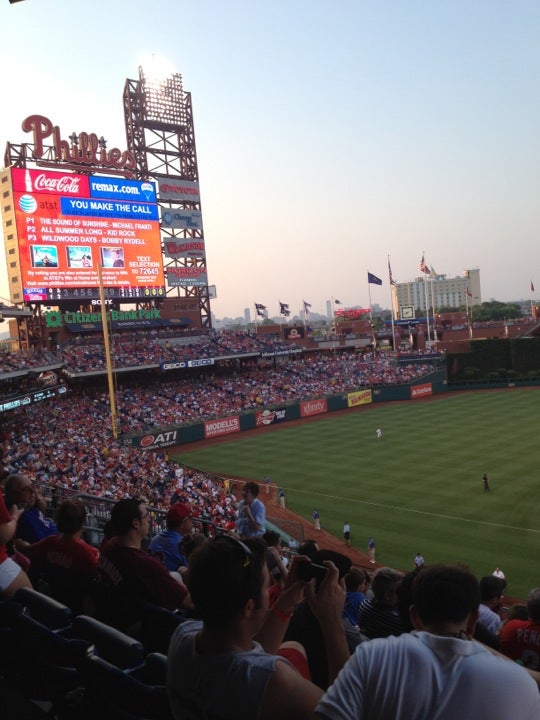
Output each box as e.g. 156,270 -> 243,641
10,168 -> 165,302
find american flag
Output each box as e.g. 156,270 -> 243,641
420,254 -> 431,274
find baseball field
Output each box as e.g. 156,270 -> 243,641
173,388 -> 540,600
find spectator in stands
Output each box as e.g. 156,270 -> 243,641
167,536 -> 349,719
314,565 -> 540,720
0,490 -> 32,598
149,502 -> 192,572
342,568 -> 369,628
285,549 -> 352,689
236,481 -> 266,538
479,575 -> 505,635
24,498 -> 99,612
501,588 -> 540,670
358,566 -> 405,639
3,473 -> 57,548
97,498 -> 192,631
25,498 -> 99,576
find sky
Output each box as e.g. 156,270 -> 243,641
1,1 -> 539,319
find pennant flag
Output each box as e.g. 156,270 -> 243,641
420,254 -> 431,274
334,299 -> 342,305
367,272 -> 382,286
255,302 -> 267,317
531,281 -> 535,293
303,300 -> 311,314
430,265 -> 437,276
388,259 -> 396,286
279,301 -> 290,317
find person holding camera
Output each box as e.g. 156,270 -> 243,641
167,537 -> 349,720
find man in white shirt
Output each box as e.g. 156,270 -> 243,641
313,565 -> 540,720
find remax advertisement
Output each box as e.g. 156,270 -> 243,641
11,168 -> 165,302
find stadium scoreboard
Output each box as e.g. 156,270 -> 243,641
1,167 -> 165,303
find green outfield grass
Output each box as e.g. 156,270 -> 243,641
173,388 -> 540,599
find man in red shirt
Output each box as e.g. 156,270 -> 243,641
501,588 -> 540,670
97,498 -> 192,631
25,498 -> 99,577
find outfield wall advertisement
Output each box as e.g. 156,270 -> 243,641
127,370 -> 446,450
348,389 -> 372,407
411,382 -> 432,398
9,167 -> 165,302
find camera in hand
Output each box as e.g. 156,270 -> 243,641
297,560 -> 327,582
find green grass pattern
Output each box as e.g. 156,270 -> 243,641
174,388 -> 540,599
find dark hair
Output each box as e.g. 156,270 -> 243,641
527,589 -> 540,621
110,498 -> 144,536
344,568 -> 368,592
508,603 -> 529,622
262,530 -> 281,548
187,536 -> 266,626
298,539 -> 319,558
56,498 -> 87,534
396,569 -> 420,631
480,575 -> 506,602
3,473 -> 26,507
243,481 -> 259,498
371,567 -> 402,603
179,533 -> 207,559
412,565 -> 480,625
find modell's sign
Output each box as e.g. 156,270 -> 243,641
21,114 -> 136,173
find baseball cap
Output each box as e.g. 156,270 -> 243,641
167,502 -> 191,524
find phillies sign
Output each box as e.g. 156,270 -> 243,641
22,114 -> 136,174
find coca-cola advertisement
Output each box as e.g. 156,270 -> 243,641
11,168 -> 90,196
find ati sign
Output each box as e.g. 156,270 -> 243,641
138,430 -> 178,449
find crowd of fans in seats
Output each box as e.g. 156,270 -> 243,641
113,354 -> 433,432
0,395 -> 237,532
0,347 -> 58,374
0,328 -> 446,376
53,330 -> 295,373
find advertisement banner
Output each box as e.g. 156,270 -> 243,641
284,326 -> 305,340
10,168 -> 164,302
348,389 -> 372,407
163,239 -> 206,259
160,208 -> 203,230
300,398 -> 328,418
158,178 -> 200,202
166,266 -> 208,287
138,429 -> 179,450
204,416 -> 240,439
255,408 -> 288,427
411,383 -> 432,399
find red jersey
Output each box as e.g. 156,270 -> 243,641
25,535 -> 99,577
501,619 -> 540,670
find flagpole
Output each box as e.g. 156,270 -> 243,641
367,280 -> 376,349
422,252 -> 431,344
430,274 -> 437,346
465,288 -> 472,339
388,255 -> 396,352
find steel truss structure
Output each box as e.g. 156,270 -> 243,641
124,67 -> 211,329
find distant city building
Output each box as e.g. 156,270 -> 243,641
326,300 -> 332,320
244,307 -> 251,324
393,268 -> 481,316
